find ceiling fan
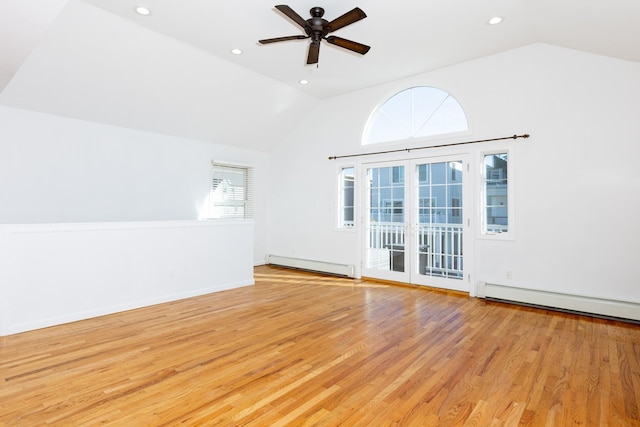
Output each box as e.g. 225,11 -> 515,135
258,5 -> 370,65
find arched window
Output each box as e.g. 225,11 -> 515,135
363,86 -> 468,145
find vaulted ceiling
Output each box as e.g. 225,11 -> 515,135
1,0 -> 639,151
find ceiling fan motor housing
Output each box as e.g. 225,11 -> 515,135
306,7 -> 329,41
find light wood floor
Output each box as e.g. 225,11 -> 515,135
1,266 -> 639,426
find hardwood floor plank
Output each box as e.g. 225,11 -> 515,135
1,266 -> 639,425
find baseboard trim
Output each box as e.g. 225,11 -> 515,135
265,255 -> 355,278
484,283 -> 640,323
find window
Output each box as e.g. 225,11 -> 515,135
482,153 -> 508,234
451,198 -> 461,218
209,162 -> 253,219
364,86 -> 468,145
339,167 -> 355,228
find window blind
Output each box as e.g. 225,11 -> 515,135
210,162 -> 253,219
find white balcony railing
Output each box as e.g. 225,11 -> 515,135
368,222 -> 463,279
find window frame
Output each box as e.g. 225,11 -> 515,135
206,161 -> 254,220
479,149 -> 514,240
337,164 -> 356,231
363,86 -> 470,146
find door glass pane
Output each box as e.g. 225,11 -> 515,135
416,160 -> 463,279
366,166 -> 405,273
418,164 -> 429,183
431,162 -> 447,185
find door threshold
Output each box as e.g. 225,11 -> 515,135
361,276 -> 469,297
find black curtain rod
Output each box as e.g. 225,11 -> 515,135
328,133 -> 530,160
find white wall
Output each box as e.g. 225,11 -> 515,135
0,106 -> 270,265
268,43 -> 640,310
0,220 -> 254,336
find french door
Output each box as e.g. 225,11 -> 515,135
362,155 -> 471,292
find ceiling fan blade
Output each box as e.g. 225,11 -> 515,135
325,36 -> 371,55
259,35 -> 308,44
327,7 -> 366,32
275,5 -> 308,29
307,42 -> 320,64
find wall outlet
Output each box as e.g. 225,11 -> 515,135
506,270 -> 513,279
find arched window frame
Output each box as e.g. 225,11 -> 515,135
363,86 -> 470,146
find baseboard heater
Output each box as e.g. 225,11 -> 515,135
266,255 -> 355,278
484,283 -> 640,323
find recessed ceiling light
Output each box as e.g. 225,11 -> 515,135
299,79 -> 309,85
488,16 -> 503,25
231,48 -> 243,55
135,6 -> 151,16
